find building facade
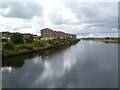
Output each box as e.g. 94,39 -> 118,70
2,32 -> 38,43
2,32 -> 11,41
41,28 -> 54,40
41,28 -> 77,40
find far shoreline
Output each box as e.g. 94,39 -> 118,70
80,37 -> 120,43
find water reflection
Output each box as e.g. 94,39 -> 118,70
2,45 -> 70,68
1,67 -> 12,73
2,41 -> 118,88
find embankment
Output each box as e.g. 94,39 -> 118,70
3,39 -> 80,58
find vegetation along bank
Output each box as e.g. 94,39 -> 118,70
2,32 -> 80,58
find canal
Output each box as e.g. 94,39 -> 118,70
2,41 -> 118,88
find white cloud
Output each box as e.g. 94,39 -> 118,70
0,0 -> 118,38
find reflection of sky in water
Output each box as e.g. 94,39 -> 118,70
2,41 -> 118,88
1,67 -> 12,73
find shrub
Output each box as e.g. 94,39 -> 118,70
15,44 -> 34,50
11,33 -> 24,44
18,44 -> 34,50
48,40 -> 55,44
32,42 -> 40,47
17,44 -> 26,50
3,42 -> 15,50
25,44 -> 34,50
14,45 -> 20,51
38,41 -> 47,47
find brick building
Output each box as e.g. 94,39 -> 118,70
33,34 -> 39,41
2,31 -> 38,42
22,33 -> 38,42
71,34 -> 77,39
22,33 -> 31,39
2,32 -> 11,41
41,28 -> 54,40
41,28 -> 77,40
54,31 -> 59,39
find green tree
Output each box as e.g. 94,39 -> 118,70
25,34 -> 34,43
29,34 -> 34,42
38,36 -> 41,40
3,42 -> 15,50
11,33 -> 24,44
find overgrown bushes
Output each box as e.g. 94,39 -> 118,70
3,39 -> 78,51
11,33 -> 24,44
3,42 -> 15,50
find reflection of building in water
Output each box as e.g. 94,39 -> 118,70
39,45 -> 70,62
41,56 -> 48,60
33,56 -> 48,64
40,50 -> 51,60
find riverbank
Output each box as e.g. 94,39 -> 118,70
81,37 -> 120,43
2,39 -> 80,58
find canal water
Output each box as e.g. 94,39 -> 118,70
2,41 -> 118,88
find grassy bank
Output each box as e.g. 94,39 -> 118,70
81,37 -> 120,43
2,39 -> 79,57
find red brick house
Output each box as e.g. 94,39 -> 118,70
41,28 -> 77,40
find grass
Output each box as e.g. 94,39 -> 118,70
3,39 -> 78,52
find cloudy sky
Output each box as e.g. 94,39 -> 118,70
0,0 -> 119,38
